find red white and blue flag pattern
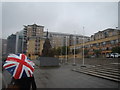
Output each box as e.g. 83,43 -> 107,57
3,54 -> 35,79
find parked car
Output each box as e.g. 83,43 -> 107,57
106,53 -> 120,58
106,53 -> 111,58
110,53 -> 120,58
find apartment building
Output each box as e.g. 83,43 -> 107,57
23,24 -> 44,53
90,28 -> 119,41
26,32 -> 90,59
44,31 -> 90,48
24,24 -> 44,38
7,34 -> 16,54
22,24 -> 90,59
26,36 -> 44,59
2,39 -> 7,56
70,28 -> 120,57
18,23 -> 90,59
7,32 -> 24,55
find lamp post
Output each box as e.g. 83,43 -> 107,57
73,31 -> 76,66
81,26 -> 86,67
65,36 -> 68,64
15,32 -> 19,54
61,39 -> 63,64
22,31 -> 24,53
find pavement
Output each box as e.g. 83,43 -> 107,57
1,58 -> 119,89
33,58 -> 120,88
72,63 -> 120,82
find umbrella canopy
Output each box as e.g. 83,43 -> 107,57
3,54 -> 35,79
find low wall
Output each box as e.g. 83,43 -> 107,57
38,57 -> 60,67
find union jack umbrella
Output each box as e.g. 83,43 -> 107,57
3,54 -> 35,79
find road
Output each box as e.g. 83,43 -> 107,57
33,58 -> 119,88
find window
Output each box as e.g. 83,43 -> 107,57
109,47 -> 112,50
115,40 -> 118,43
102,42 -> 106,45
104,32 -> 108,38
106,41 -> 110,44
110,40 -> 114,44
96,43 -> 99,46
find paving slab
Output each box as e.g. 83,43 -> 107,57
33,60 -> 119,88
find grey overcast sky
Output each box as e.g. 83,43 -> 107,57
2,2 -> 118,39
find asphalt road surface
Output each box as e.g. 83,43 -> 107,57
33,58 -> 119,88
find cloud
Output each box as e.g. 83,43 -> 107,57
2,2 -> 118,39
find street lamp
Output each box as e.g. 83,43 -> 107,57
15,32 -> 19,54
22,30 -> 24,53
61,39 -> 63,64
72,31 -> 76,66
65,36 -> 68,64
81,26 -> 86,67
